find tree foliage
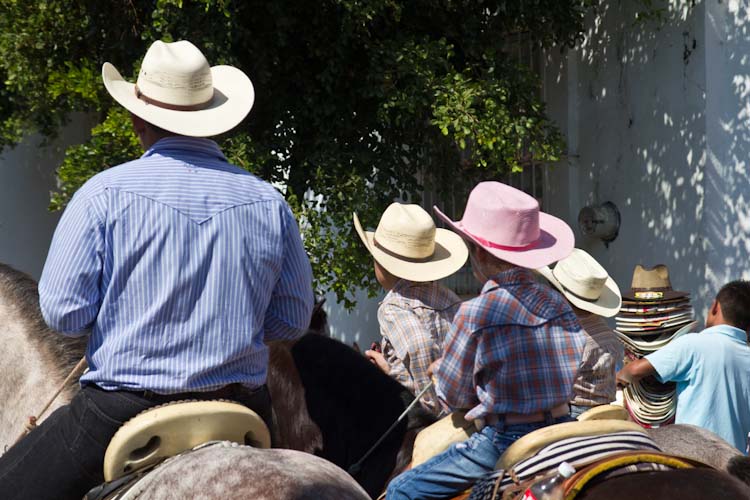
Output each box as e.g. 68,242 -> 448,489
0,0 -> 600,307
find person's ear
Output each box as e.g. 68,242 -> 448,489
710,299 -> 720,316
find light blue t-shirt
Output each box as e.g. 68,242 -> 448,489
646,324 -> 750,453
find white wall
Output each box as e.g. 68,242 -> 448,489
541,1 -> 738,324
0,115 -> 94,279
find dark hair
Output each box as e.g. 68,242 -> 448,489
716,280 -> 750,331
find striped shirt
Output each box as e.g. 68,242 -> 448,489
379,280 -> 462,415
434,268 -> 585,420
38,137 -> 314,393
571,312 -> 624,407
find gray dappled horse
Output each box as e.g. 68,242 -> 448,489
0,263 -> 367,499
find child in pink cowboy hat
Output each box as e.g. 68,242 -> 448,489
386,181 -> 586,500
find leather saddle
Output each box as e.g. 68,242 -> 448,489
411,404 -> 630,468
85,400 -> 270,499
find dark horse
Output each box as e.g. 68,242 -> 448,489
267,333 -> 435,498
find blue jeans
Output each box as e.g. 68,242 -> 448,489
387,415 -> 573,500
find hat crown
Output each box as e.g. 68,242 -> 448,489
374,203 -> 436,260
553,249 -> 608,300
460,182 -> 540,247
631,264 -> 673,290
136,40 -> 213,108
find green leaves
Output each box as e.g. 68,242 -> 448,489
1,0 -> 601,308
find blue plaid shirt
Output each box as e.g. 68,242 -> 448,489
39,137 -> 314,393
434,268 -> 585,420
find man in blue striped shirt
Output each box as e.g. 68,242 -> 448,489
0,41 -> 313,500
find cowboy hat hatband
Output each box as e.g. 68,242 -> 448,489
434,181 -> 574,269
353,203 -> 468,282
538,249 -> 621,317
621,264 -> 689,302
102,40 -> 254,137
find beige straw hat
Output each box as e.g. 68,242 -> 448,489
353,203 -> 468,282
538,248 -> 622,317
102,40 -> 254,137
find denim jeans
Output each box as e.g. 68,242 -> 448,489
568,404 -> 590,420
386,415 -> 573,500
0,384 -> 273,500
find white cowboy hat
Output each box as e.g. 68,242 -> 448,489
102,40 -> 254,137
538,248 -> 622,317
353,203 -> 468,282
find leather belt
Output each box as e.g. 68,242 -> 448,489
138,383 -> 260,402
475,403 -> 570,431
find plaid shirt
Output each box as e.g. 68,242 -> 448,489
434,268 -> 585,420
379,280 -> 462,415
571,312 -> 623,407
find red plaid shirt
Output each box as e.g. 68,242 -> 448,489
434,268 -> 585,420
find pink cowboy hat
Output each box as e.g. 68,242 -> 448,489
433,181 -> 574,269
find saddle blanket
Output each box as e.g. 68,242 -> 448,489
468,431 -> 662,500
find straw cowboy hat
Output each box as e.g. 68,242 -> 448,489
434,181 -> 574,269
353,203 -> 468,282
102,40 -> 254,137
538,249 -> 622,317
621,264 -> 689,302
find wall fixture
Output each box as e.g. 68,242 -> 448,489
577,201 -> 621,247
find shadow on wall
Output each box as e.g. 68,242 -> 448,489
545,0 -> 731,322
703,1 -> 750,300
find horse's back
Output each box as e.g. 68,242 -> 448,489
578,468 -> 750,500
122,444 -> 369,500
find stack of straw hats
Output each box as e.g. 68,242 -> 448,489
615,265 -> 697,427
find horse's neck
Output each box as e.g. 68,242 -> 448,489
0,295 -> 81,450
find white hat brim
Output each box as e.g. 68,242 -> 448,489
102,62 -> 254,137
538,265 -> 622,317
353,212 -> 468,282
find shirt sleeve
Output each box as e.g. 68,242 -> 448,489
434,307 -> 479,410
38,191 -> 105,336
645,334 -> 696,383
379,302 -> 418,394
263,206 -> 314,341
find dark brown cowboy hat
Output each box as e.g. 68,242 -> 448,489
621,264 -> 689,302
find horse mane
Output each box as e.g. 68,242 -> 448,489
267,339 -> 324,453
0,263 -> 86,384
727,455 -> 750,487
289,333 -> 430,498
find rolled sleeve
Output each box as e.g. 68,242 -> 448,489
263,208 -> 314,341
38,192 -> 105,335
434,311 -> 478,410
645,335 -> 695,383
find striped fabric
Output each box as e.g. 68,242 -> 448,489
571,313 -> 624,407
39,137 -> 314,393
379,280 -> 462,415
434,268 -> 586,420
468,431 -> 663,500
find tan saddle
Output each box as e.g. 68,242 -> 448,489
103,400 -> 271,481
411,404 -> 631,468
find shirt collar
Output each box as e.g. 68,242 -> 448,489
481,267 -> 536,294
702,324 -> 748,342
142,137 -> 228,162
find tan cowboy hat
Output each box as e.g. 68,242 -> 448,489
538,249 -> 621,317
102,40 -> 254,137
621,264 -> 689,302
353,203 -> 468,282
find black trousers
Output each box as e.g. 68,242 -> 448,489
0,384 -> 274,500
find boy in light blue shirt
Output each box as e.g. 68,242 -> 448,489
617,280 -> 750,453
